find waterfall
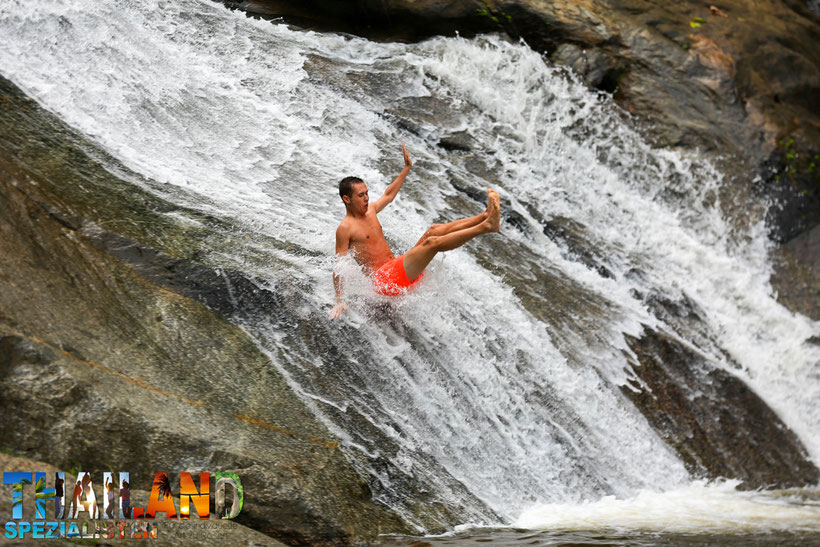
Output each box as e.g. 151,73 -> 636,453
2,0 -> 818,530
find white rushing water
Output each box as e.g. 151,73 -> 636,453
515,480 -> 820,534
2,0 -> 819,532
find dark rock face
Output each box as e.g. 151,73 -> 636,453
623,329 -> 819,488
760,144 -> 820,244
220,0 -> 494,41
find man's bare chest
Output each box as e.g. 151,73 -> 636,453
349,218 -> 386,246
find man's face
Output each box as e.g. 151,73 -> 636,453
346,182 -> 369,213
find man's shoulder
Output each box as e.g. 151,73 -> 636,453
336,216 -> 357,237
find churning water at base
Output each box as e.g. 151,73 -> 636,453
384,482 -> 820,543
515,481 -> 820,534
2,0 -> 819,534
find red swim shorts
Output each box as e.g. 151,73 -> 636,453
372,255 -> 425,296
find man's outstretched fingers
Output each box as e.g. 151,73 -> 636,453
402,143 -> 412,169
329,303 -> 348,319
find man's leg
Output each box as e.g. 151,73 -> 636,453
402,190 -> 500,281
412,189 -> 494,247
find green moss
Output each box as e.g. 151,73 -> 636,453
476,1 -> 511,26
1,445 -> 26,458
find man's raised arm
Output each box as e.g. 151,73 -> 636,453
372,143 -> 412,213
330,224 -> 350,319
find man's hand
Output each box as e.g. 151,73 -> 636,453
372,143 -> 412,213
402,143 -> 411,170
329,302 -> 348,319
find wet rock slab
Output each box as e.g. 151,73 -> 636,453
0,75 -> 412,546
623,329 -> 819,488
770,224 -> 820,320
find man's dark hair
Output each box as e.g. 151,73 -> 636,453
339,176 -> 364,200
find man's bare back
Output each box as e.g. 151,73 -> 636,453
331,144 -> 500,318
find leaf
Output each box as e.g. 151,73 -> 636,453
689,21 -> 701,28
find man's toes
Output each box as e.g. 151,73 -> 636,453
489,190 -> 500,209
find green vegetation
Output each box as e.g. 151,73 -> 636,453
689,17 -> 707,29
476,1 -> 512,25
1,445 -> 26,458
775,135 -> 820,184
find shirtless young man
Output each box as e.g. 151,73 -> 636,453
330,144 -> 501,318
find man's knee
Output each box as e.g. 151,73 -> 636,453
421,235 -> 441,250
426,223 -> 444,237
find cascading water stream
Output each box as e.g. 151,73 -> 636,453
1,0 -> 818,532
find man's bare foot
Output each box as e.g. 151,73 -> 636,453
486,189 -> 501,232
